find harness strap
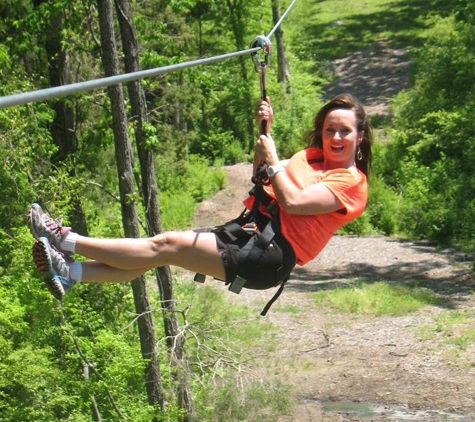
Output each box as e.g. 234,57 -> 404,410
193,184 -> 288,313
226,219 -> 275,294
260,278 -> 288,316
220,221 -> 249,239
237,220 -> 275,268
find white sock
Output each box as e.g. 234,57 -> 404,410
69,261 -> 83,283
61,232 -> 78,254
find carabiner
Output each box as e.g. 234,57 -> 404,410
250,35 -> 271,74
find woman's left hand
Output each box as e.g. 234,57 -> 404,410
255,133 -> 279,166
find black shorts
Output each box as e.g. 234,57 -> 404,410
213,219 -> 296,290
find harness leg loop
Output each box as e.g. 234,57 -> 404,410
194,273 -> 206,283
228,275 -> 247,294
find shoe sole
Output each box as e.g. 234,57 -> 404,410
32,238 -> 65,300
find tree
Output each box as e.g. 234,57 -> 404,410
32,0 -> 88,235
272,0 -> 291,92
114,0 -> 193,417
225,0 -> 255,153
96,0 -> 164,412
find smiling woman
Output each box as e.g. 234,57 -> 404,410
253,93 -> 372,267
28,94 -> 373,314
306,93 -> 373,176
322,109 -> 362,169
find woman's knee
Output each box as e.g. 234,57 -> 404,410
149,231 -> 185,257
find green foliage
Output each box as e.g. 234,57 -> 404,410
2,0 -> 474,419
381,12 -> 475,246
365,175 -> 400,236
172,281 -> 290,421
416,308 -> 475,363
190,129 -> 247,164
312,281 -> 443,316
156,154 -> 226,229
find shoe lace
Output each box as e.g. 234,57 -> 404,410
45,217 -> 63,234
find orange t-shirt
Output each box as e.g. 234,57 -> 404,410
244,148 -> 368,265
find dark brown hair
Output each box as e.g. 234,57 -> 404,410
307,93 -> 373,176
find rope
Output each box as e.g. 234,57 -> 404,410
0,0 -> 298,110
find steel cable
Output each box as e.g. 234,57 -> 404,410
0,0 -> 297,109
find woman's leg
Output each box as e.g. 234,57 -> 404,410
28,203 -> 226,282
80,261 -> 151,284
75,231 -> 226,281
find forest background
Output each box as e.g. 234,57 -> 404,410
0,0 -> 474,421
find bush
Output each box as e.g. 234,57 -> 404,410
380,12 -> 475,248
366,175 -> 400,236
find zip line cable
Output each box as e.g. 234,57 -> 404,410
0,0 -> 297,110
267,0 -> 297,39
0,48 -> 260,109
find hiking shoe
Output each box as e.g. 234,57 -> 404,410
27,203 -> 71,252
32,237 -> 76,300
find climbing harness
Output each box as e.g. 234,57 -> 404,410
194,183 -> 290,316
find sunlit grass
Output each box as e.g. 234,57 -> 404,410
276,304 -> 301,314
417,308 -> 475,351
310,281 -> 443,316
289,0 -> 454,61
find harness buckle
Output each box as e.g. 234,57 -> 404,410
242,222 -> 258,235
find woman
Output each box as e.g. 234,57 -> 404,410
29,93 -> 372,308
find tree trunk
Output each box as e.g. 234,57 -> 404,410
96,0 -> 165,413
33,0 -> 89,235
225,0 -> 254,153
272,0 -> 292,93
113,0 -> 193,418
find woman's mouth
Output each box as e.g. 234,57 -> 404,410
331,145 -> 344,153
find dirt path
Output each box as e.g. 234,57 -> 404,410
193,162 -> 475,421
193,167 -> 475,422
192,43 -> 475,421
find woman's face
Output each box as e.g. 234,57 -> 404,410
321,108 -> 362,169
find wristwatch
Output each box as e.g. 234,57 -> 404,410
267,165 -> 285,178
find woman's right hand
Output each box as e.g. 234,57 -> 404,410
255,97 -> 273,134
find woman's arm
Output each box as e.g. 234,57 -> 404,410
255,133 -> 343,216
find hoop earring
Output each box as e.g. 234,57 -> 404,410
356,146 -> 363,161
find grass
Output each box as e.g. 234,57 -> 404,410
310,281 -> 443,316
289,0 -> 456,63
169,279 -> 292,421
416,308 -> 475,351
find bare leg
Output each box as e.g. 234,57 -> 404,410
81,261 -> 150,284
74,230 -> 226,281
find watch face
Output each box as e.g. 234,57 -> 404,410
268,166 -> 282,177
